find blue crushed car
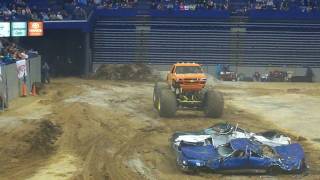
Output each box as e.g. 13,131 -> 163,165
175,138 -> 306,174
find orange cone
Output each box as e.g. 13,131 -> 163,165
31,83 -> 37,96
21,83 -> 27,97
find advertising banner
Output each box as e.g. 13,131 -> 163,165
0,22 -> 10,37
28,22 -> 44,36
11,22 -> 27,37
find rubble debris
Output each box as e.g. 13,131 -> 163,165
93,64 -> 159,81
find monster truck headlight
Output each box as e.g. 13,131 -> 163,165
200,78 -> 207,84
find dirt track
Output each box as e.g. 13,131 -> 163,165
0,78 -> 319,180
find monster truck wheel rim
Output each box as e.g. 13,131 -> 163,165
153,92 -> 156,102
157,98 -> 161,111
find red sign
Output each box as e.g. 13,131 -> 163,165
28,22 -> 43,36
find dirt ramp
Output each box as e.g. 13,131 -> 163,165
94,64 -> 158,81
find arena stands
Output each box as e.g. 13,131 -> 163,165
0,0 -> 92,21
1,0 -> 320,21
150,0 -> 229,11
150,0 -> 320,15
93,0 -> 138,9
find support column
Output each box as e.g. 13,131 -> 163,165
83,32 -> 92,76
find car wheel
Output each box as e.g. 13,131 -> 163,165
177,160 -> 198,174
267,165 -> 282,175
297,159 -> 307,174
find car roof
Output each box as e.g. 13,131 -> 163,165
174,62 -> 201,67
230,138 -> 261,153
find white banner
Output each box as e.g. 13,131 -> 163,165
16,60 -> 27,79
0,22 -> 10,37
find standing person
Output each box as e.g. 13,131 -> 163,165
216,64 -> 221,80
42,61 -> 50,83
0,40 -> 3,54
306,67 -> 314,82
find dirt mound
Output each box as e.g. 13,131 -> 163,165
26,120 -> 62,154
94,64 -> 157,81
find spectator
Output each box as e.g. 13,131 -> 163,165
20,50 -> 29,59
42,62 -> 50,83
57,11 -> 64,20
0,40 -> 3,54
306,67 -> 314,82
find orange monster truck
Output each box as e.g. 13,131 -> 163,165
153,62 -> 224,118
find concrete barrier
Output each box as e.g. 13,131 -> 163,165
0,56 -> 41,108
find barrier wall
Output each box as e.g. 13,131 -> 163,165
98,64 -> 319,82
0,56 -> 41,106
151,64 -> 320,82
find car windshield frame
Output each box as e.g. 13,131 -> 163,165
175,66 -> 203,74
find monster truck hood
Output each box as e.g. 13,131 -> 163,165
175,74 -> 207,80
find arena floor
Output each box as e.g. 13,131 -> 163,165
0,78 -> 319,180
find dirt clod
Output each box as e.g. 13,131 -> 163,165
26,120 -> 62,154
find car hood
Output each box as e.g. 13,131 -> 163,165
175,74 -> 206,79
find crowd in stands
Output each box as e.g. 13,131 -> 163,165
0,0 -> 90,21
249,0 -> 320,12
0,0 -> 140,21
151,0 -> 229,11
1,0 -> 320,20
0,39 -> 38,64
151,0 -> 320,13
93,0 -> 138,9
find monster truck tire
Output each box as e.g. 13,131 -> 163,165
0,95 -> 8,109
158,89 -> 177,117
153,82 -> 168,108
204,90 -> 224,118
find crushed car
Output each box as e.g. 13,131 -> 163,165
171,123 -> 291,150
175,138 -> 306,174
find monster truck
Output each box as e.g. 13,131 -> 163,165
153,62 -> 224,118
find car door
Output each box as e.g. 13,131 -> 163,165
248,152 -> 272,169
220,150 -> 249,170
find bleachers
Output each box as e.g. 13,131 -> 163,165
93,17 -> 320,67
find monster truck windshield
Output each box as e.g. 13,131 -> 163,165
175,66 -> 203,74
